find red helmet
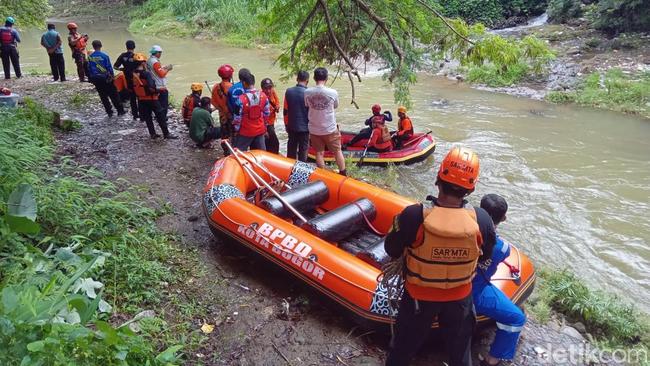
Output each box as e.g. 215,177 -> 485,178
67,22 -> 78,30
437,146 -> 480,190
218,64 -> 234,79
372,104 -> 381,114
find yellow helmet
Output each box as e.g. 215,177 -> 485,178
398,106 -> 407,114
133,53 -> 147,62
191,83 -> 203,92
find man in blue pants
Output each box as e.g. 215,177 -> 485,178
474,194 -> 526,366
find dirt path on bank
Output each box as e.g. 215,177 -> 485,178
3,76 -> 622,366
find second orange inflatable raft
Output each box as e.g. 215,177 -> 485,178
202,150 -> 535,328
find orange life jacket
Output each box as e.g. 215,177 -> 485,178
398,116 -> 413,136
132,72 -> 158,101
113,73 -> 127,93
405,206 -> 482,289
182,94 -> 200,122
265,89 -> 280,126
371,114 -> 385,129
211,80 -> 232,121
69,33 -> 87,54
377,125 -> 391,144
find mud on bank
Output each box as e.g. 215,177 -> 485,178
2,76 -> 627,365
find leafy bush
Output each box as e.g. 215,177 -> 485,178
0,0 -> 51,27
129,0 -> 264,43
547,0 -> 583,24
440,0 -> 549,26
546,69 -> 650,118
591,0 -> 650,34
538,269 -> 650,346
0,100 -> 182,364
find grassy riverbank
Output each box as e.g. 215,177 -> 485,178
546,69 -> 650,119
530,269 -> 650,353
0,100 -> 214,364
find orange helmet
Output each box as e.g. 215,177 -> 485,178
398,106 -> 407,114
372,104 -> 381,114
218,64 -> 234,79
67,22 -> 78,30
437,146 -> 480,190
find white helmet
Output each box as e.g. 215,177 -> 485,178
150,45 -> 163,55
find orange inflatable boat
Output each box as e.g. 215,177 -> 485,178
203,150 -> 535,328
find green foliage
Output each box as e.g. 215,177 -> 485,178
534,269 -> 650,347
464,34 -> 555,86
0,100 -> 183,364
591,0 -> 650,34
266,0 -> 554,105
439,0 -> 548,26
546,69 -> 650,118
547,0 -> 583,24
0,0 -> 51,28
467,62 -> 529,86
68,92 -> 91,109
129,0 -> 265,43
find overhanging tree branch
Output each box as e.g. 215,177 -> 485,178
317,0 -> 361,82
290,1 -> 320,62
415,0 -> 475,45
352,0 -> 404,82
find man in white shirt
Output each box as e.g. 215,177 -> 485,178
304,67 -> 346,176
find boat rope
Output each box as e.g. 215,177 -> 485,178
352,200 -> 386,236
377,254 -> 406,341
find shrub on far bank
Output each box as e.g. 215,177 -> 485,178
547,0 -> 583,24
546,69 -> 650,118
591,0 -> 650,34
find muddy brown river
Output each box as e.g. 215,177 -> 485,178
18,21 -> 650,311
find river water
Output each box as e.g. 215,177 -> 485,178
17,21 -> 650,311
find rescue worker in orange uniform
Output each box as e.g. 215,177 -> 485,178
261,77 -> 280,154
66,23 -> 88,82
211,64 -> 234,155
384,146 -> 496,366
345,104 -> 392,148
132,53 -> 177,140
366,117 -> 393,153
182,83 -> 203,126
392,106 -> 414,149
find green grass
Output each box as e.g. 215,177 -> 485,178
528,268 -> 650,356
467,62 -> 531,87
128,0 -> 265,45
68,92 -> 92,109
0,99 -> 205,364
547,69 -> 650,119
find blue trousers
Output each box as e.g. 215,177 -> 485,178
474,284 -> 526,360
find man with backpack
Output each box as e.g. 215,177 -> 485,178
0,17 -> 21,79
232,72 -> 270,151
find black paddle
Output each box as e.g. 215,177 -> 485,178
356,129 -> 375,167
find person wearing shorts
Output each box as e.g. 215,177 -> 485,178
304,67 -> 346,176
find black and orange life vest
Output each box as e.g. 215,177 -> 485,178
113,73 -> 127,93
132,72 -> 158,101
182,94 -> 201,122
405,206 -> 482,289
